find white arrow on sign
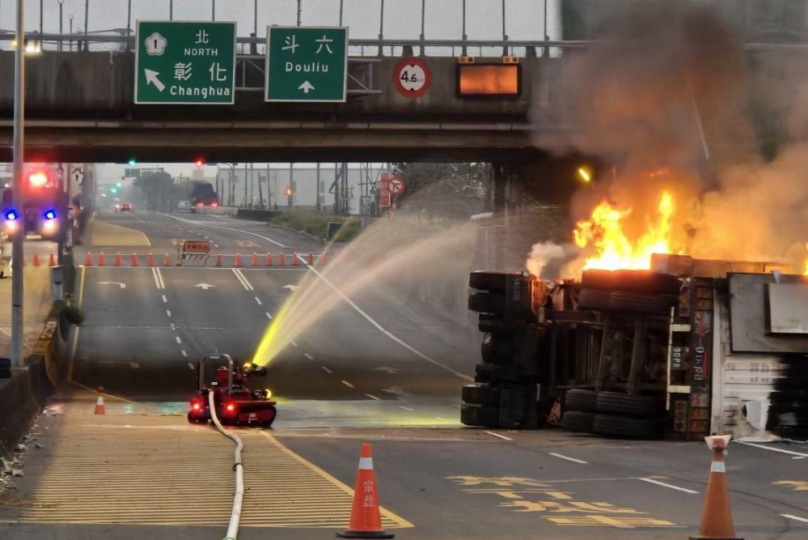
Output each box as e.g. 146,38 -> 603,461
283,285 -> 300,292
298,81 -> 315,94
72,168 -> 85,186
99,281 -> 126,289
374,367 -> 402,375
144,69 -> 165,92
194,283 -> 215,290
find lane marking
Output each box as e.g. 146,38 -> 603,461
232,268 -> 254,291
739,442 -> 808,459
398,406 -> 414,412
782,514 -> 808,524
170,323 -> 176,330
638,478 -> 698,494
255,297 -> 263,306
158,212 -> 287,247
188,362 -> 194,370
151,267 -> 165,289
548,453 -> 588,465
303,263 -> 472,382
181,350 -> 188,357
130,363 -> 140,369
341,380 -> 354,388
291,340 -> 298,347
321,366 -> 332,374
266,312 -> 273,319
366,394 -> 381,401
162,294 -> 168,303
484,431 -> 513,441
175,336 -> 182,344
304,353 -> 314,360
214,243 -> 219,248
166,310 -> 171,317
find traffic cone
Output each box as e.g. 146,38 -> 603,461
94,387 -> 106,415
265,252 -> 272,266
338,444 -> 394,539
215,253 -> 222,267
307,252 -> 314,265
252,252 -> 259,267
164,253 -> 171,266
48,253 -> 56,267
691,435 -> 741,540
321,251 -> 328,265
292,251 -> 299,266
99,252 -> 106,267
32,253 -> 40,267
131,253 -> 138,266
234,253 -> 242,267
279,252 -> 285,266
85,252 -> 92,266
114,252 -> 122,267
147,253 -> 155,267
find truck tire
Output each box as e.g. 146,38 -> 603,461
577,289 -> 676,315
596,392 -> 665,419
562,411 -> 595,432
461,404 -> 499,427
481,333 -> 513,365
593,414 -> 665,439
469,271 -> 525,292
462,384 -> 501,407
581,270 -> 682,295
564,389 -> 598,413
475,363 -> 519,385
468,292 -> 506,315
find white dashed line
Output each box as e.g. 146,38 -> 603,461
484,431 -> 513,441
638,478 -> 698,494
291,340 -> 298,347
170,323 -> 176,330
398,406 -> 414,412
255,297 -> 263,306
341,380 -> 354,388
548,452 -> 588,464
130,363 -> 140,369
188,362 -> 194,370
181,350 -> 188,357
214,244 -> 219,248
304,353 -> 314,360
162,295 -> 168,303
266,312 -> 273,319
366,394 -> 381,401
175,336 -> 182,344
321,366 -> 332,374
166,310 -> 171,317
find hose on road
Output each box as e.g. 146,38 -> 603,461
208,391 -> 245,540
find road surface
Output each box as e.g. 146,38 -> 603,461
1,212 -> 806,540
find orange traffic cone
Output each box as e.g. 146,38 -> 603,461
321,251 -> 328,265
131,253 -> 138,266
279,252 -> 285,266
164,253 -> 171,266
691,435 -> 741,540
292,251 -> 299,266
234,253 -> 242,267
114,252 -> 122,267
32,253 -> 41,267
215,253 -> 222,267
252,252 -> 259,267
338,444 -> 394,539
147,253 -> 155,267
307,252 -> 314,265
94,387 -> 106,415
99,252 -> 106,267
265,252 -> 272,266
48,253 -> 56,267
85,252 -> 93,266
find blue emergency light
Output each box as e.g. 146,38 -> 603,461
4,209 -> 18,221
43,208 -> 57,220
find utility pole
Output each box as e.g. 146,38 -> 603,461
11,0 -> 26,368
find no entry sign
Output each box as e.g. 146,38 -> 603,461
389,177 -> 406,196
393,58 -> 431,98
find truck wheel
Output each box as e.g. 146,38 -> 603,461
468,292 -> 506,315
461,404 -> 499,427
596,392 -> 665,419
593,414 -> 665,439
481,333 -> 513,365
462,384 -> 500,407
577,289 -> 676,315
581,270 -> 682,295
564,389 -> 598,413
562,411 -> 595,432
469,271 -> 524,292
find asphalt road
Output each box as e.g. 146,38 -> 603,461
3,212 -> 807,540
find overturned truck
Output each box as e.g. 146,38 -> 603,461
462,254 -> 808,441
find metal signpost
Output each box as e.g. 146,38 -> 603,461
11,0 -> 26,368
265,26 -> 348,103
135,21 -> 237,105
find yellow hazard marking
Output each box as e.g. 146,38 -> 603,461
19,417 -> 412,529
773,481 -> 808,491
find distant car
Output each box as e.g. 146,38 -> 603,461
177,200 -> 191,212
118,203 -> 133,213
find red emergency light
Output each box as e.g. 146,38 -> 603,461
27,171 -> 50,188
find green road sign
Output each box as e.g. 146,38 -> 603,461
135,21 -> 236,105
265,27 -> 348,103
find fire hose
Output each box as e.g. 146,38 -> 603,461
208,390 -> 244,540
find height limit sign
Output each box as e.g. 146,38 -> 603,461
393,58 -> 431,98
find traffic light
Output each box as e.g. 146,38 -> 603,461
195,158 -> 205,167
110,187 -> 118,194
284,186 -> 293,196
128,158 -> 136,166
116,182 -> 123,187
462,271 -> 548,429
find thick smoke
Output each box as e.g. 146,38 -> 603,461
529,1 -> 808,276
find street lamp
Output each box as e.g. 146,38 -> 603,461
69,15 -> 74,51
58,0 -> 64,51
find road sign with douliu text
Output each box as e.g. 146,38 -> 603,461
265,26 -> 348,103
135,21 -> 236,105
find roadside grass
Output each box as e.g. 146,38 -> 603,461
269,211 -> 361,243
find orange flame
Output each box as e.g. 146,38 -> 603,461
574,191 -> 676,271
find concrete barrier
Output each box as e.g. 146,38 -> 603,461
235,209 -> 279,222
